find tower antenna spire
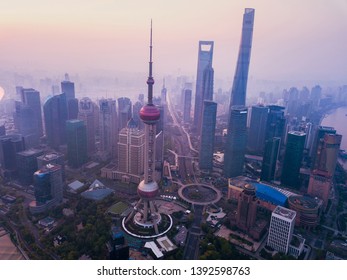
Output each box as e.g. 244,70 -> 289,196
147,19 -> 154,105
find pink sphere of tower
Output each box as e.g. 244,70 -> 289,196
140,104 -> 160,124
137,181 -> 159,199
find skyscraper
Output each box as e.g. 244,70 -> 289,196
247,105 -> 268,154
61,79 -> 78,120
125,23 -> 166,236
265,105 -> 286,143
78,97 -> 96,155
314,133 -> 342,176
193,41 -> 214,132
161,80 -> 167,105
236,184 -> 258,233
118,118 -> 145,176
199,101 -> 217,171
308,133 -> 342,209
30,163 -> 63,214
19,88 -> 43,137
229,8 -> 255,107
118,97 -> 132,131
267,206 -> 296,254
183,88 -> 192,123
16,148 -> 43,185
66,120 -> 88,168
310,126 -> 337,171
37,152 -> 65,181
261,137 -> 280,182
14,102 -> 40,149
0,134 -> 25,178
224,106 -> 248,178
99,98 -> 118,159
281,131 -> 306,189
43,93 -> 68,149
132,101 -> 143,129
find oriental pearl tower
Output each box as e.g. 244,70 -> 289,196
124,22 -> 172,237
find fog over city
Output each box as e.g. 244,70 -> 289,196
1,0 -> 347,100
1,0 -> 347,264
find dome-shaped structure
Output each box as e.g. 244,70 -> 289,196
140,104 -> 160,123
243,183 -> 256,195
137,180 -> 159,199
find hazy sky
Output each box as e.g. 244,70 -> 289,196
1,0 -> 347,84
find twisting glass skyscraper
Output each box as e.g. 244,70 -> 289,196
230,8 -> 255,107
224,8 -> 255,178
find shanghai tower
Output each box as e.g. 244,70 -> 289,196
224,8 -> 255,178
230,8 -> 255,107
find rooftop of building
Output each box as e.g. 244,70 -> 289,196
229,176 -> 294,206
38,152 -> 63,161
17,148 -> 43,156
273,206 -> 296,220
288,195 -> 323,210
68,180 -> 84,191
288,131 -> 306,136
156,236 -> 177,253
35,163 -> 61,174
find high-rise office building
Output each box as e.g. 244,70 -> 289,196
261,137 -> 280,182
30,163 -> 63,214
236,183 -> 258,232
78,97 -> 96,155
193,41 -> 214,132
14,102 -> 40,149
224,106 -> 248,178
310,126 -> 336,167
307,170 -> 332,210
310,85 -> 322,109
267,206 -> 296,254
43,93 -> 68,149
37,152 -> 65,182
132,101 -> 143,129
229,8 -> 255,107
0,125 -> 5,136
0,134 -> 25,178
281,131 -> 306,189
183,88 -> 192,123
61,79 -> 75,101
99,98 -> 118,159
247,105 -> 268,154
118,118 -> 145,176
19,88 -> 43,137
199,101 -> 217,171
66,120 -> 87,168
161,81 -> 167,105
16,148 -> 43,185
308,133 -> 341,209
312,132 -> 341,176
118,97 -> 132,131
61,79 -> 78,120
265,105 -> 286,143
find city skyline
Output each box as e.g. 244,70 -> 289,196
0,0 -> 347,85
1,1 -> 347,263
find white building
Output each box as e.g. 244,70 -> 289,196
267,206 -> 296,254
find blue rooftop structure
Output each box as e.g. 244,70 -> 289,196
254,183 -> 288,206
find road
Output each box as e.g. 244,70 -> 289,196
166,91 -> 198,182
183,205 -> 204,260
